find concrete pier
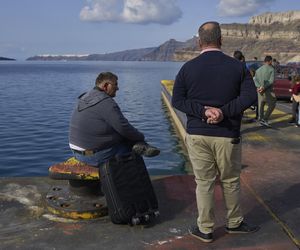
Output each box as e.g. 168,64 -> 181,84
0,81 -> 299,249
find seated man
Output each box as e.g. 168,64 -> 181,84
69,71 -> 159,166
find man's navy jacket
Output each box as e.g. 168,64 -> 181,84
172,50 -> 257,138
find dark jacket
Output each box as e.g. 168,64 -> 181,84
172,51 -> 257,138
69,88 -> 144,150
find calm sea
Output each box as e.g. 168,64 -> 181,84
0,61 -> 191,176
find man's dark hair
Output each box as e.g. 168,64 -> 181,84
233,50 -> 244,61
95,72 -> 118,86
198,21 -> 221,46
264,55 -> 272,62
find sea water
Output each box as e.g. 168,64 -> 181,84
0,61 -> 190,176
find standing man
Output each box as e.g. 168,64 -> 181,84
69,72 -> 159,167
254,55 -> 276,127
233,50 -> 259,121
172,21 -> 258,243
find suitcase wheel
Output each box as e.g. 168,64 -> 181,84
154,211 -> 160,217
144,214 -> 150,222
131,217 -> 140,225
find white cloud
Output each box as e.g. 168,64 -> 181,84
80,0 -> 182,25
121,0 -> 182,24
217,0 -> 275,17
80,0 -> 120,22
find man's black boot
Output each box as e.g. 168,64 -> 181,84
132,142 -> 160,157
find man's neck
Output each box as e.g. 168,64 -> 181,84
201,45 -> 220,50
94,86 -> 104,91
200,46 -> 221,54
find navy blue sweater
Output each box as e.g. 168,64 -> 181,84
172,51 -> 257,138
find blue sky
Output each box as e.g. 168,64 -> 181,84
1,0 -> 299,60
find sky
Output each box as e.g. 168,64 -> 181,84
0,0 -> 299,60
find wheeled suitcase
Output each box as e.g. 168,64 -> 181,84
99,153 -> 159,225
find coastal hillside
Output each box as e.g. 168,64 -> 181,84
0,56 -> 15,61
27,47 -> 155,61
141,39 -> 196,61
27,10 -> 300,63
174,11 -> 300,63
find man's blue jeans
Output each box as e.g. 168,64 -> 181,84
72,143 -> 132,167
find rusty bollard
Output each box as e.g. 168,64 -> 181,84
45,157 -> 108,219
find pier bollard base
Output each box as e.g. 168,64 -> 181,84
45,185 -> 108,220
68,179 -> 104,196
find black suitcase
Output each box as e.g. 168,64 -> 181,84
99,153 -> 159,225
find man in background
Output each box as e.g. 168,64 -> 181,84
233,50 -> 259,121
69,72 -> 159,166
233,50 -> 248,70
172,21 -> 258,243
233,50 -> 245,62
254,56 -> 277,127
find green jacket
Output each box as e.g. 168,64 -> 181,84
254,64 -> 275,90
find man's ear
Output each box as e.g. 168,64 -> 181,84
219,37 -> 223,47
198,39 -> 202,50
98,82 -> 108,91
103,82 -> 110,90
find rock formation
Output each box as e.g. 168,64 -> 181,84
249,10 -> 300,25
174,11 -> 300,63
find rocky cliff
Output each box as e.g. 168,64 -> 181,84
249,10 -> 300,25
141,39 -> 185,61
220,20 -> 300,63
141,38 -> 200,61
174,11 -> 300,63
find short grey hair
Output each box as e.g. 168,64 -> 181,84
198,21 -> 221,45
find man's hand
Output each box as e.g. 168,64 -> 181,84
257,86 -> 265,94
205,107 -> 224,124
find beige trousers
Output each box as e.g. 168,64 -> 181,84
186,134 -> 243,233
